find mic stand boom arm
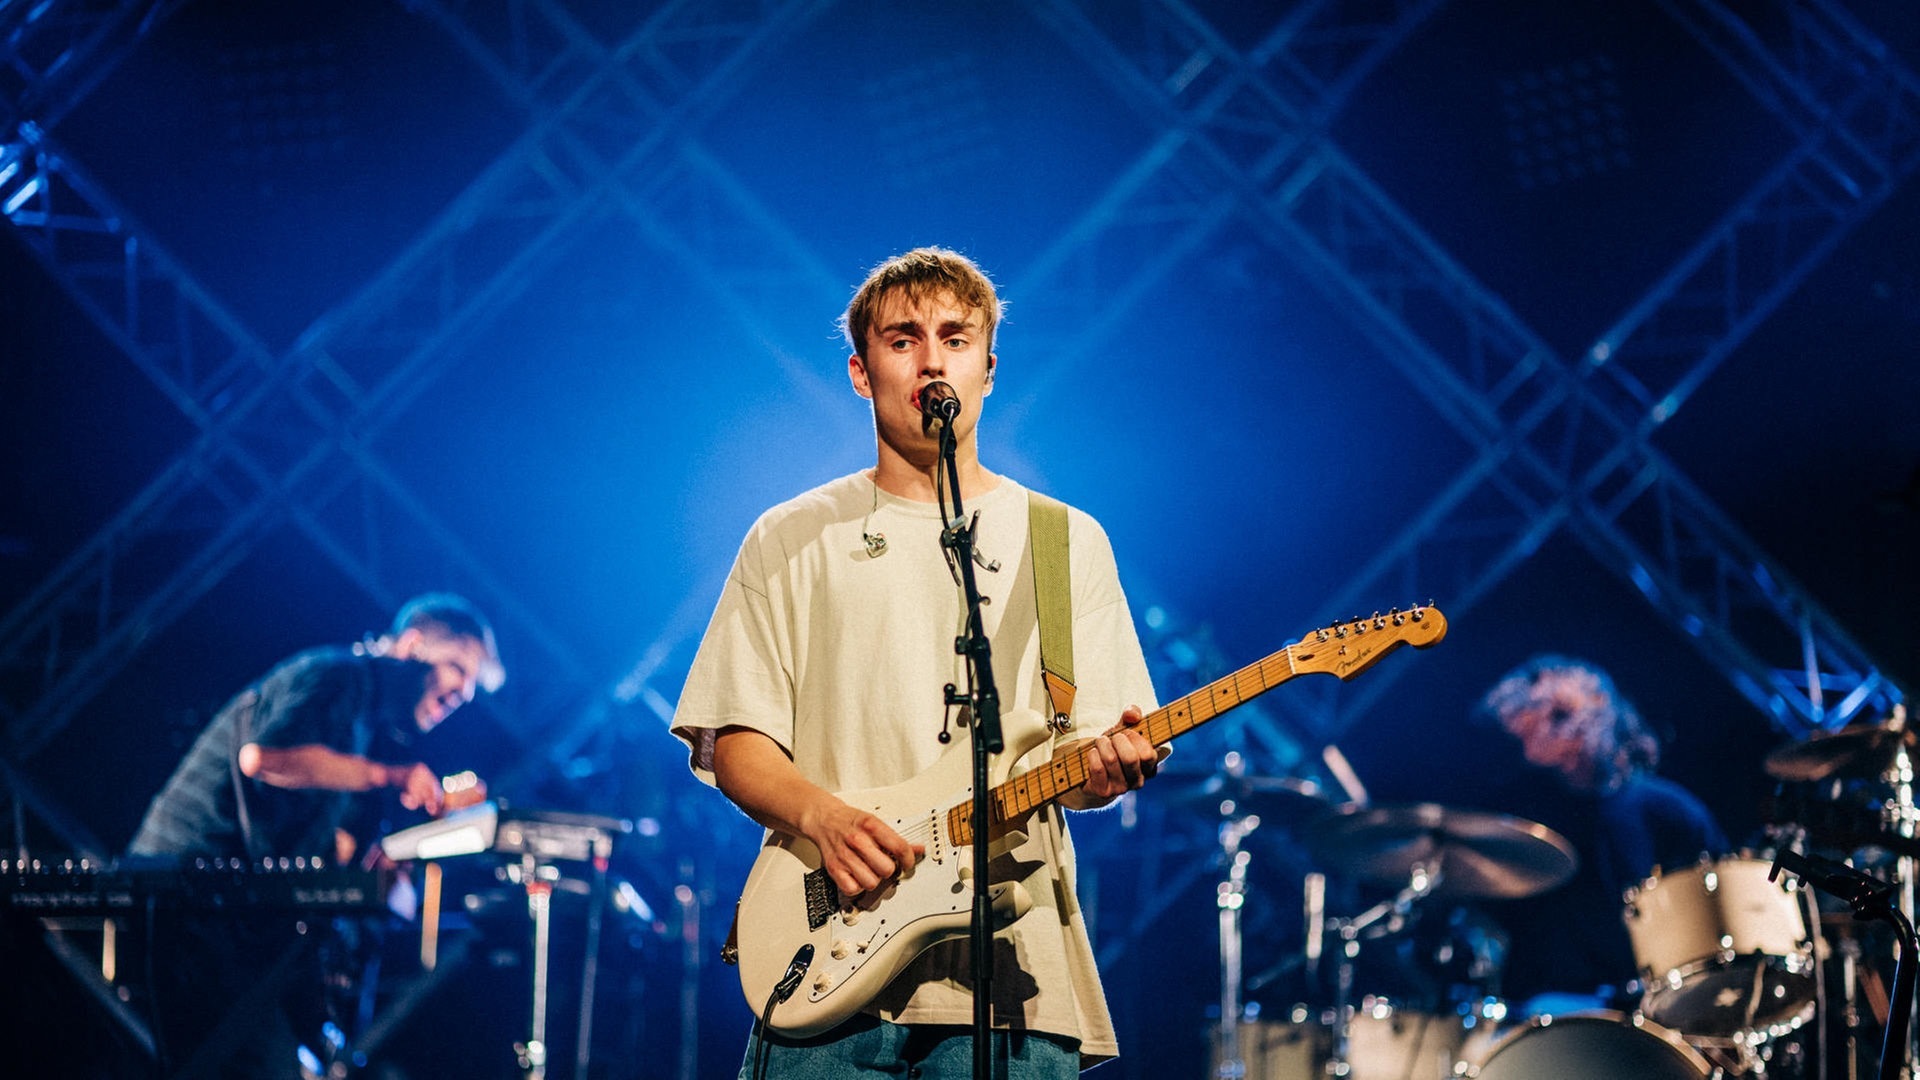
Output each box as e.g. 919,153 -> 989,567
933,416 -> 1002,1080
1772,847 -> 1917,1080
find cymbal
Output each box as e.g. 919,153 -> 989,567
1304,802 -> 1578,900
1160,772 -> 1334,822
1765,718 -> 1919,782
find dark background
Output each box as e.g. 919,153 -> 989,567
2,0 -> 1917,1076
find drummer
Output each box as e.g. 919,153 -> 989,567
1474,654 -> 1729,1014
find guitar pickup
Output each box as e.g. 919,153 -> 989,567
803,867 -> 839,932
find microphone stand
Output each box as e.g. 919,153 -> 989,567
1772,848 -> 1917,1080
932,410 -> 1003,1080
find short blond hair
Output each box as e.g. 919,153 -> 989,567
841,247 -> 1002,358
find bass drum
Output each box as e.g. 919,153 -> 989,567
1464,1012 -> 1709,1079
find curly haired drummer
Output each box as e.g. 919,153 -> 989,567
1483,657 -> 1666,790
1477,654 -> 1730,1014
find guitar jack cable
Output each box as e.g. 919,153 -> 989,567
748,944 -> 815,1080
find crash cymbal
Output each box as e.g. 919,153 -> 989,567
1161,771 -> 1335,823
1765,717 -> 1919,782
1305,802 -> 1578,900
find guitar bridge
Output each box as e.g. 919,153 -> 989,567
803,867 -> 839,931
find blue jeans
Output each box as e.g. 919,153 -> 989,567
741,1015 -> 1080,1079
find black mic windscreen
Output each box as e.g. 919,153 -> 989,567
919,381 -> 961,432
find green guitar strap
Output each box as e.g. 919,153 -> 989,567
1028,490 -> 1076,729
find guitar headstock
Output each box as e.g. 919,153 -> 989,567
1288,604 -> 1448,681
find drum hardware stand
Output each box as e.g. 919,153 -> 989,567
1801,834 -> 1834,1080
1724,1023 -> 1776,1078
1771,848 -> 1918,1080
1303,870 -> 1326,988
1212,807 -> 1260,1079
509,854 -> 558,1080
1885,706 -> 1917,1080
502,843 -> 621,1080
1839,932 -> 1865,1080
32,913 -> 157,1064
1731,824 -> 1829,1080
1324,863 -> 1439,1076
371,804 -> 629,1077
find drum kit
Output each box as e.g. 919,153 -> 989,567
1185,704 -> 1920,1079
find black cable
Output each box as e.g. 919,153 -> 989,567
747,945 -> 813,1080
746,997 -> 777,1080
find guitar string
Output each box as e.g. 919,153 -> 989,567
845,620 -> 1437,909
864,617 -> 1425,853
885,652 -> 1284,849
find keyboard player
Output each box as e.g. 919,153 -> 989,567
123,593 -> 503,1079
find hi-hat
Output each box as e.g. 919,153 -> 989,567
1765,715 -> 1919,782
1305,802 -> 1578,899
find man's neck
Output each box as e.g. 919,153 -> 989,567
872,440 -> 997,503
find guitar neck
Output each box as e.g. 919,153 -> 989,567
945,605 -> 1444,846
945,644 -> 1298,847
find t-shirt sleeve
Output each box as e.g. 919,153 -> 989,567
671,524 -> 797,786
246,657 -> 364,753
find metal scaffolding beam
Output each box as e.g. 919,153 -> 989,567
408,0 -> 848,789
0,1 -> 829,761
420,0 -> 1442,786
999,0 -> 1451,768
1040,0 -> 1914,743
0,0 -> 186,133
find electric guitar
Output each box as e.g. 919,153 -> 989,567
730,604 -> 1448,1036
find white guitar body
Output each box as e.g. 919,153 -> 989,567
730,605 -> 1448,1039
734,727 -> 1046,1038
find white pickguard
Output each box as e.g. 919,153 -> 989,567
733,729 -> 1042,1038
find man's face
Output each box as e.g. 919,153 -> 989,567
397,630 -> 489,732
1500,678 -> 1603,788
848,289 -> 994,452
1506,703 -> 1587,775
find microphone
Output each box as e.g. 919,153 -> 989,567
919,380 -> 961,433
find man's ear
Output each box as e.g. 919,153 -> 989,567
848,353 -> 873,399
983,355 -> 996,395
390,627 -> 424,660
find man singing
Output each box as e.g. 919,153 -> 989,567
673,247 -> 1160,1076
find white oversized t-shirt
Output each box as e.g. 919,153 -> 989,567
673,472 -> 1157,1063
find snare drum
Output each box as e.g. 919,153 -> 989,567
1464,1011 -> 1709,1079
1622,854 -> 1815,1037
